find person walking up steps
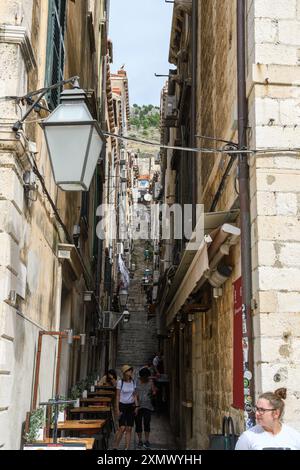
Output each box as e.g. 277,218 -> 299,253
135,367 -> 157,449
112,365 -> 138,450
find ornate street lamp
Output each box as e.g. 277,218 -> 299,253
40,80 -> 105,191
119,288 -> 128,308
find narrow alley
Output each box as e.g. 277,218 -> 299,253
1,0 -> 300,459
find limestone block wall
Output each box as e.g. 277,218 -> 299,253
247,0 -> 300,429
190,242 -> 244,449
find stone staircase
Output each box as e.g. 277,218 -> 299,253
116,240 -> 158,373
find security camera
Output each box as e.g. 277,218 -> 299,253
209,263 -> 232,288
122,309 -> 130,323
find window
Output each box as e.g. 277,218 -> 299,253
45,0 -> 67,109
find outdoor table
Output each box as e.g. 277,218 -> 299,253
70,406 -> 111,413
88,390 -> 115,396
70,406 -> 114,433
95,386 -> 116,395
95,385 -> 116,391
55,419 -> 106,435
70,406 -> 110,419
53,419 -> 107,449
35,437 -> 95,450
80,397 -> 112,404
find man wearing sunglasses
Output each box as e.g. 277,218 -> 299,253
235,388 -> 300,450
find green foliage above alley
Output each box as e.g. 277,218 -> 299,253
130,104 -> 160,130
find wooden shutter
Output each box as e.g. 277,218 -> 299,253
45,0 -> 66,109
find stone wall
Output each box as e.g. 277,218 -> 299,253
0,0 -> 106,449
247,0 -> 300,429
190,0 -> 300,448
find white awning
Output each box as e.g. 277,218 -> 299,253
163,210 -> 240,326
165,239 -> 209,326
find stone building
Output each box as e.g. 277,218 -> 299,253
0,0 -> 109,449
158,0 -> 300,449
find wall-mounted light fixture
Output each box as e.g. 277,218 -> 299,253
40,81 -> 105,191
12,76 -> 105,192
122,309 -> 130,323
119,288 -> 128,308
83,291 -> 93,302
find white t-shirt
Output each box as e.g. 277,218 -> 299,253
117,379 -> 136,404
153,356 -> 160,367
235,424 -> 300,450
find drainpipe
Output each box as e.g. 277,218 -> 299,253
237,0 -> 255,426
54,261 -> 63,331
191,0 -> 197,229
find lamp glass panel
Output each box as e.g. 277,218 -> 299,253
119,290 -> 128,307
46,102 -> 93,123
45,124 -> 92,184
82,128 -> 103,189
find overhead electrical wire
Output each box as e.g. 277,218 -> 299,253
103,131 -> 300,156
1,105 -> 299,156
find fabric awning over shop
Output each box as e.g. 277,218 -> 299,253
165,239 -> 209,326
163,209 -> 240,327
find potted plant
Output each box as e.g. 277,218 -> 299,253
70,384 -> 81,407
50,396 -> 71,424
24,408 -> 45,443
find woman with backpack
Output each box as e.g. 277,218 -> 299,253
112,365 -> 138,450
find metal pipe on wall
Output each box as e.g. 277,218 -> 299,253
54,261 -> 63,331
191,0 -> 198,228
237,0 -> 255,427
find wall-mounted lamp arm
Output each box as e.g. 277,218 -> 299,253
12,76 -> 80,132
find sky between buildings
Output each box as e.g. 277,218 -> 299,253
109,0 -> 174,107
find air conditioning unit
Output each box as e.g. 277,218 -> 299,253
116,242 -> 124,255
154,182 -> 162,199
102,311 -> 118,330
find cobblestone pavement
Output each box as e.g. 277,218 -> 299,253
108,412 -> 179,450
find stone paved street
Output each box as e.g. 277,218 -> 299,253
109,412 -> 178,450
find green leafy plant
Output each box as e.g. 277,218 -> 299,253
24,408 -> 45,443
51,396 -> 69,424
70,384 -> 81,400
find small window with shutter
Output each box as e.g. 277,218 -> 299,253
45,0 -> 67,109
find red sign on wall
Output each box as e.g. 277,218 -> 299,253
232,277 -> 244,409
